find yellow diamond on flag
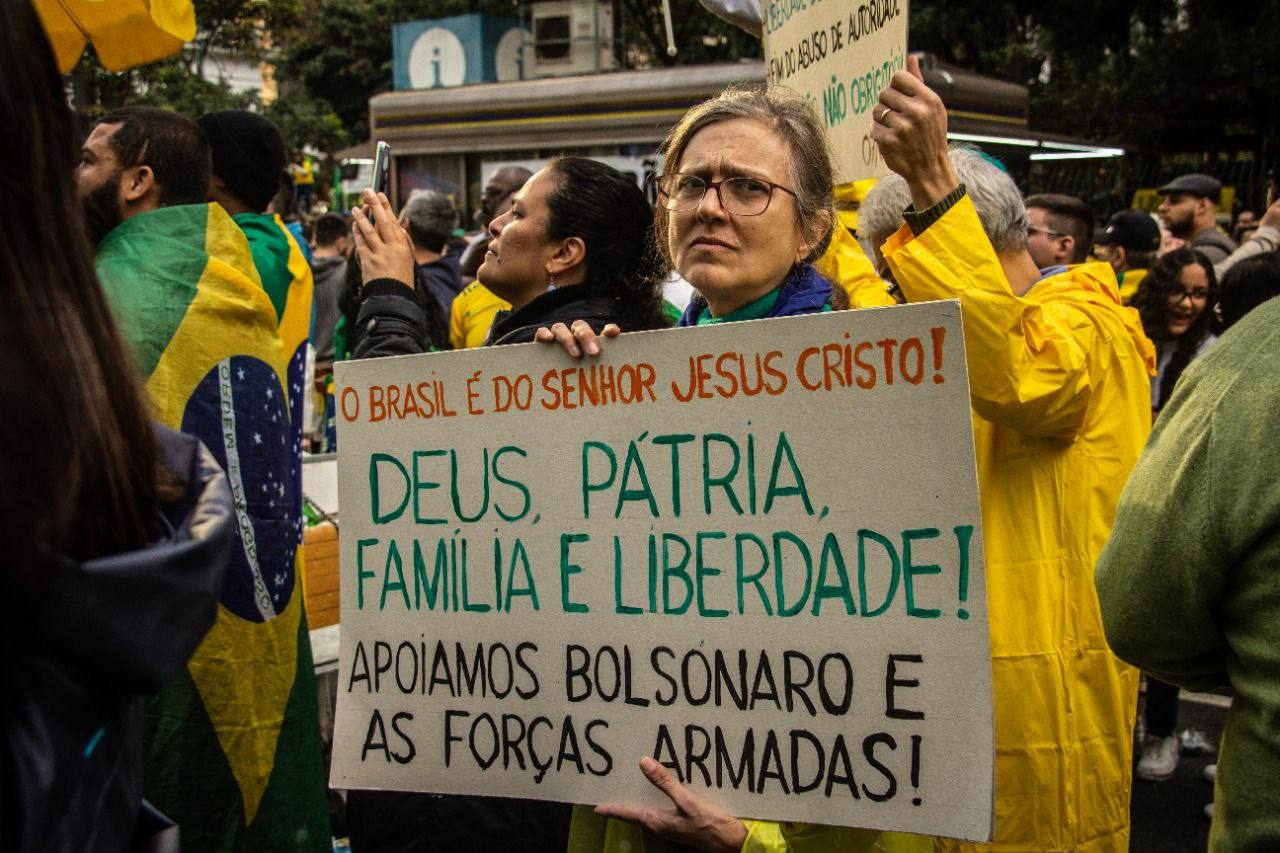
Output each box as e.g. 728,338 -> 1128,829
33,0 -> 196,73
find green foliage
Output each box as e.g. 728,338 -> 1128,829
72,52 -> 256,119
70,0 -> 1280,163
264,93 -> 348,154
276,0 -> 405,144
615,0 -> 760,66
70,0 -> 346,157
909,0 -> 1280,156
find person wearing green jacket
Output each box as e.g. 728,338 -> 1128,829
1096,293 -> 1280,851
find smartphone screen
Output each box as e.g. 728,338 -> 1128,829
372,142 -> 391,195
369,141 -> 391,222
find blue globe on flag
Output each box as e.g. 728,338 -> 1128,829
286,340 -> 307,544
182,355 -> 298,622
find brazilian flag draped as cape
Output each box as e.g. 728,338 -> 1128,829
232,210 -> 315,511
97,203 -> 329,851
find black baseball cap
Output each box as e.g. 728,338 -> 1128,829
1156,173 -> 1222,203
1096,210 -> 1161,252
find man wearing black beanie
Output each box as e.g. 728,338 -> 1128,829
196,110 -> 312,326
199,109 -> 285,214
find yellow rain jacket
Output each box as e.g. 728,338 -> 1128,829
881,194 -> 1155,852
817,179 -> 898,309
816,219 -> 897,309
568,808 -> 929,853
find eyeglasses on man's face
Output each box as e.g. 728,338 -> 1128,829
1027,225 -> 1067,239
655,172 -> 797,216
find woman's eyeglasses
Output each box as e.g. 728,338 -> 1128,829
654,173 -> 797,216
1167,288 -> 1210,304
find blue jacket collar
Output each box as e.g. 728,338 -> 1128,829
678,264 -> 833,327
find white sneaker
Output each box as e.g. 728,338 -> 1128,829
1204,802 -> 1215,820
1136,735 -> 1180,781
1204,763 -> 1217,784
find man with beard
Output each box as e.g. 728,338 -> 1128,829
76,106 -> 331,851
1157,173 -> 1236,265
78,107 -> 206,243
77,107 -> 269,370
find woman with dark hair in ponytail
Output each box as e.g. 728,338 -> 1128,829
2,2 -> 232,849
348,156 -> 668,360
1127,246 -> 1220,785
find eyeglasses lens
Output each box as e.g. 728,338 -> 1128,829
659,175 -> 773,216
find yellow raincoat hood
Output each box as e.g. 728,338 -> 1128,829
1027,264 -> 1155,377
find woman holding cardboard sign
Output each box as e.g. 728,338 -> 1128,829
350,93 -> 915,853
544,90 -> 922,853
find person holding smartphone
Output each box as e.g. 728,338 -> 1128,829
341,161 -> 669,851
347,156 -> 669,362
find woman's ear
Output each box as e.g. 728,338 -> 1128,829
548,236 -> 587,278
797,208 -> 833,263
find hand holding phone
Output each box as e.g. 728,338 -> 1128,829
352,188 -> 414,291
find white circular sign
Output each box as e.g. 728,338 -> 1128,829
495,28 -> 531,82
408,28 -> 466,89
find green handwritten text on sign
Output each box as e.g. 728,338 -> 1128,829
764,0 -> 908,182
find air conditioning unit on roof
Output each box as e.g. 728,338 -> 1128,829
523,0 -> 615,78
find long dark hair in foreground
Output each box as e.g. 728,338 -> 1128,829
0,0 -> 160,705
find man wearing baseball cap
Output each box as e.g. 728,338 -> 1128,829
1157,173 -> 1237,264
1095,210 -> 1162,303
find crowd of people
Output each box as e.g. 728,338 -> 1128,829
5,0 -> 1280,849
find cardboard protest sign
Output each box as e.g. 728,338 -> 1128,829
763,0 -> 908,183
330,302 -> 993,841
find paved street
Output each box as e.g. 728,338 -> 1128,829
1130,691 -> 1229,851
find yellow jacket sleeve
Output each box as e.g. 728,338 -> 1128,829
816,220 -> 898,309
569,808 -> 928,853
745,822 -> 931,853
882,194 -> 1094,441
449,291 -> 466,350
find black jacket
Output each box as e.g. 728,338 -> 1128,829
1,428 -> 233,852
351,279 -> 627,358
487,286 -> 623,345
414,254 -> 465,316
350,280 -> 429,359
